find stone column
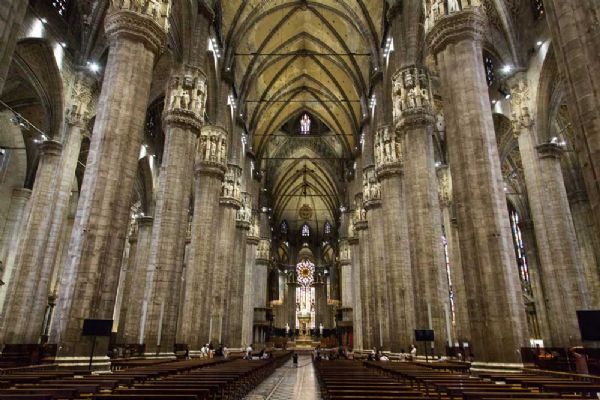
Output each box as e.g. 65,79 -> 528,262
338,240 -> 352,309
392,66 -> 450,352
354,206 -> 374,350
511,76 -> 592,345
437,166 -> 471,342
426,4 -> 528,363
142,66 -> 206,355
535,143 -> 589,345
241,223 -> 259,347
208,165 -> 241,344
375,125 -> 416,352
224,193 -> 251,347
0,0 -> 27,94
179,125 -> 227,349
542,0 -> 600,239
27,72 -> 96,341
51,2 -> 170,359
113,221 -> 136,342
0,188 -> 31,313
517,219 -> 551,341
348,228 -> 363,350
362,166 -> 390,350
118,216 -> 153,345
1,140 -> 62,344
568,191 -> 600,307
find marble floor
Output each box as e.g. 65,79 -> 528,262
244,355 -> 321,400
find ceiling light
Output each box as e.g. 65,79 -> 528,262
40,18 -> 47,24
59,42 -> 66,48
87,61 -> 100,73
536,41 -> 543,46
501,65 -> 512,74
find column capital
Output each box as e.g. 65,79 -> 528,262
195,124 -> 228,178
426,7 -> 486,56
220,164 -> 242,208
136,215 -> 154,227
105,1 -> 170,56
163,65 -> 207,132
437,164 -> 452,207
374,124 -> 404,178
509,74 -> 535,135
392,66 -> 434,127
338,239 -> 351,265
362,166 -> 381,209
536,142 -> 564,159
247,220 -> 260,242
256,239 -> 271,263
236,192 -> 252,228
39,140 -> 63,157
65,70 -> 97,128
11,187 -> 32,200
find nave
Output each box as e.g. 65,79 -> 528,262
2,0 -> 600,384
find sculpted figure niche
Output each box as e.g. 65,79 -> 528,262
111,0 -> 171,29
374,125 -> 402,171
392,66 -> 432,123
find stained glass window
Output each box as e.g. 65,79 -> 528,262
296,259 -> 316,329
301,223 -> 310,237
484,55 -> 495,87
324,221 -> 332,235
509,208 -> 531,292
300,114 -> 311,134
52,0 -> 68,16
532,0 -> 545,20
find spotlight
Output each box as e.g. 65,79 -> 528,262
40,18 -> 48,24
435,161 -> 442,168
491,99 -> 497,105
501,65 -> 512,74
87,61 -> 100,73
536,41 -> 543,46
59,42 -> 67,48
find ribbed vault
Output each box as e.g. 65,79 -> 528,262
220,0 -> 383,236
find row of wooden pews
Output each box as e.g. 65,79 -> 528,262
315,359 -> 425,399
0,351 -> 290,400
365,360 -> 597,399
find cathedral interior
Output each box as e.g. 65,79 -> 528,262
1,0 -> 600,382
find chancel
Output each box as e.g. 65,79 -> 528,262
0,0 -> 599,398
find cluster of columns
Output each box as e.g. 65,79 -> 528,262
0,0 -> 271,362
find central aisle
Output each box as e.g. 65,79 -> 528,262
244,355 -> 321,400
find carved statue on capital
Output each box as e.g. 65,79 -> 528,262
437,165 -> 452,207
392,66 -> 432,124
423,0 -> 482,32
510,76 -> 534,135
66,71 -> 96,128
374,125 -> 403,173
197,125 -> 228,174
338,240 -> 351,264
236,192 -> 253,225
362,167 -> 381,205
256,239 -> 271,261
166,68 -> 207,124
110,0 -> 171,30
221,165 -> 242,203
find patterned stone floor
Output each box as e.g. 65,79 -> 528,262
244,355 -> 321,400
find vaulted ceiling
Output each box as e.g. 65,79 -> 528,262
219,0 -> 384,236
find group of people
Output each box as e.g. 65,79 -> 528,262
199,342 -> 228,359
244,344 -> 271,360
367,344 -> 419,362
